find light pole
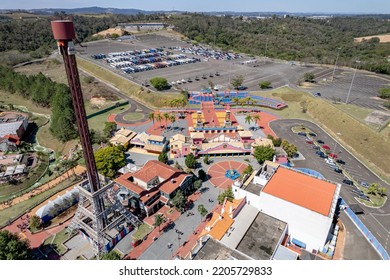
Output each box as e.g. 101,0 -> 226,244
331,47 -> 341,81
345,60 -> 360,104
331,132 -> 342,156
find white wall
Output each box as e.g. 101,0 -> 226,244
232,185 -> 261,209
253,175 -> 268,186
258,192 -> 333,252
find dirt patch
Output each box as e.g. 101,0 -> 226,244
90,97 -> 107,108
83,82 -> 119,101
364,110 -> 390,126
354,34 -> 390,43
95,27 -> 124,37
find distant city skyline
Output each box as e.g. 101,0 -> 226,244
1,0 -> 390,14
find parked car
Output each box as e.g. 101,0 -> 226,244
360,181 -> 369,188
336,159 -> 345,165
343,179 -> 354,185
317,140 -> 325,144
319,153 -> 327,158
306,139 -> 314,144
316,150 -> 323,155
358,194 -> 370,201
325,158 -> 335,165
334,167 -> 342,173
308,132 -> 317,137
298,132 -> 307,136
322,145 -> 330,150
313,146 -> 320,150
329,153 -> 338,159
315,92 -> 321,96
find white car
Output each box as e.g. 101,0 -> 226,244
325,158 -> 335,165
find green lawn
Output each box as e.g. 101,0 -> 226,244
87,104 -> 129,132
0,176 -> 82,228
122,112 -> 145,122
132,223 -> 153,241
42,227 -> 73,255
0,90 -> 51,115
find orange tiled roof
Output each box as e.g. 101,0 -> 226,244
115,173 -> 145,195
209,213 -> 234,240
159,173 -> 190,195
134,160 -> 178,183
263,166 -> 337,216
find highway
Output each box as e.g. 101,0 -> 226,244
270,119 -> 390,256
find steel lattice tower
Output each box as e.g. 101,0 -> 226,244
51,20 -> 141,258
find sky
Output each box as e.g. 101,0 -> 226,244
1,0 -> 390,14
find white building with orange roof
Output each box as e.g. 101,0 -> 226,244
233,162 -> 340,252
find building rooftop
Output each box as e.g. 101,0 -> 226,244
159,173 -> 190,195
190,132 -> 205,139
243,182 -> 262,195
193,238 -> 251,260
236,212 -> 287,260
263,166 -> 338,216
238,131 -> 253,138
109,128 -> 137,145
170,133 -> 186,143
149,134 -> 165,142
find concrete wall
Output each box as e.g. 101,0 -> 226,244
258,192 -> 332,252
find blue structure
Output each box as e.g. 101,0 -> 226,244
295,168 -> 325,179
225,169 -> 241,180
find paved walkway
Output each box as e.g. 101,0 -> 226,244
333,220 -> 346,260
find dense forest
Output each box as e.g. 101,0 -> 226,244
0,13 -> 389,74
172,14 -> 390,74
0,66 -> 77,141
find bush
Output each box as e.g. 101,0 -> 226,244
259,81 -> 271,89
185,153 -> 197,169
304,72 -> 315,83
158,152 -> 168,164
150,77 -> 169,91
384,101 -> 390,109
378,88 -> 390,99
198,169 -> 207,181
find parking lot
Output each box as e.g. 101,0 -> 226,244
270,119 -> 390,256
78,34 -> 334,93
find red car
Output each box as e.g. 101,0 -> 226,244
322,145 -> 330,150
306,140 -> 314,144
329,153 -> 338,159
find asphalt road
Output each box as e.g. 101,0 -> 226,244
270,119 -> 390,256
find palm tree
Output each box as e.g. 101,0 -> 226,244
245,115 -> 253,129
252,114 -> 260,130
148,112 -> 155,128
169,98 -> 179,108
232,97 -> 240,110
155,113 -> 163,128
170,114 -> 176,130
163,112 -> 170,128
245,96 -> 254,106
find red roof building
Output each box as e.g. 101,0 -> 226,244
115,160 -> 193,217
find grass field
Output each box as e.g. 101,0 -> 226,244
122,112 -> 144,122
133,223 -> 153,241
42,227 -> 72,255
0,90 -> 51,115
87,104 -> 129,131
77,57 -> 179,108
254,87 -> 390,181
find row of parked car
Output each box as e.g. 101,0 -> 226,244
299,129 -> 371,201
173,46 -> 242,61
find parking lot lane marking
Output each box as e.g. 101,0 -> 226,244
369,213 -> 390,234
376,232 -> 383,239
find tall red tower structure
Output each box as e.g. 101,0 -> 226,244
51,20 -> 140,257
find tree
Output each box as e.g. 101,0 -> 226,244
232,97 -> 241,108
259,81 -> 271,89
103,122 -> 117,138
304,72 -> 315,83
169,114 -> 176,129
245,115 -> 253,128
267,135 -> 282,147
194,179 -> 202,190
197,204 -> 208,222
49,86 -> 77,142
281,140 -> 298,158
155,113 -> 163,128
94,145 -> 126,178
378,88 -> 390,99
252,114 -> 260,130
158,151 -> 168,164
378,187 -> 387,197
101,251 -> 122,260
0,230 -> 31,260
171,190 -> 186,212
150,77 -> 168,91
198,169 -> 207,181
243,164 -> 253,176
163,112 -> 170,128
231,75 -> 244,89
148,112 -> 155,128
217,187 -> 234,204
153,214 -> 165,232
29,215 -> 42,231
185,153 -> 197,169
203,154 -> 210,165
90,129 -> 107,145
253,145 -> 275,164
368,183 -> 379,195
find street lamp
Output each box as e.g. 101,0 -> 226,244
345,60 -> 361,104
331,132 -> 342,156
331,47 -> 342,81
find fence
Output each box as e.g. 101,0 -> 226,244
344,201 -> 389,260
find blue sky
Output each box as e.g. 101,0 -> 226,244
1,0 -> 389,14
